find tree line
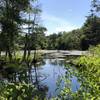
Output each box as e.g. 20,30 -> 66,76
0,0 -> 47,61
0,0 -> 100,61
16,0 -> 100,51
47,0 -> 100,50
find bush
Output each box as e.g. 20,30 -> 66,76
54,45 -> 100,100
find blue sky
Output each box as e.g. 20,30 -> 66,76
40,0 -> 91,35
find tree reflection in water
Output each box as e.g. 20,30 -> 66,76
0,56 -> 80,99
0,57 -> 48,99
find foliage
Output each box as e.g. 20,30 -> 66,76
61,29 -> 84,50
47,29 -> 84,50
47,0 -> 100,50
81,16 -> 100,50
89,44 -> 100,56
0,0 -> 34,61
54,45 -> 100,100
47,14 -> 100,50
31,26 -> 47,50
0,81 -> 46,100
0,0 -> 100,99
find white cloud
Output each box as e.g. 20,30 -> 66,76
42,13 -> 69,25
55,26 -> 75,33
41,13 -> 80,35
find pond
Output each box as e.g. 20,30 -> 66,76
32,59 -> 80,98
0,57 -> 80,99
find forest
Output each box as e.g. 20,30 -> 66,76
0,0 -> 100,100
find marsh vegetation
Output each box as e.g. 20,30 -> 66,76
0,0 -> 100,99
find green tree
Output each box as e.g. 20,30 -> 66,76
0,0 -> 35,61
47,33 -> 58,50
22,3 -> 45,61
81,0 -> 100,50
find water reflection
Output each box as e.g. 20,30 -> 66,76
0,58 -> 80,99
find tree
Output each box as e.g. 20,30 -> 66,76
47,30 -> 84,50
22,2 -> 44,61
0,0 -> 36,61
81,0 -> 100,50
31,26 -> 47,50
47,33 -> 58,50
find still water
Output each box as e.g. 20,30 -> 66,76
0,58 -> 80,98
31,58 -> 80,98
